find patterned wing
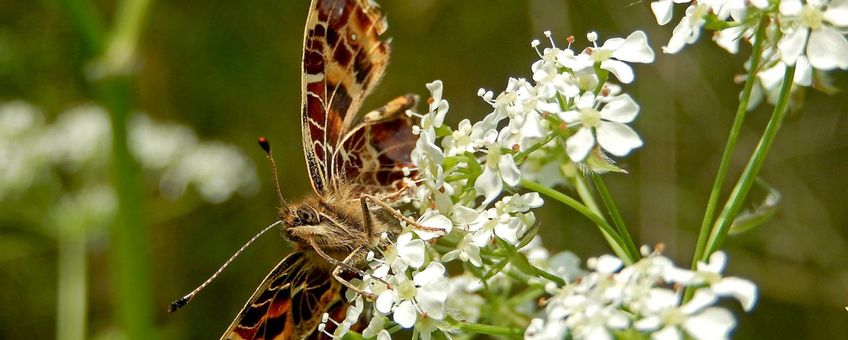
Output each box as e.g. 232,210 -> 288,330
221,252 -> 344,340
301,0 -> 390,196
331,94 -> 418,194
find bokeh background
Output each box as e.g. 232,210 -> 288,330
1,0 -> 847,339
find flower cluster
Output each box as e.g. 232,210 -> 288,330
317,30 -> 757,340
525,248 -> 756,340
652,0 -> 848,107
0,101 -> 258,219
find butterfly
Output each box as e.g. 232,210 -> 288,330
221,0 -> 421,338
169,0 -> 421,339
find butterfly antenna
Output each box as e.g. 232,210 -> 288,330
168,220 -> 282,313
257,137 -> 286,207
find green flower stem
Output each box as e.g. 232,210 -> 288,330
56,228 -> 86,340
690,17 -> 769,275
590,173 -> 639,258
705,65 -> 796,257
521,179 -> 636,264
457,322 -> 525,337
64,0 -> 155,338
573,174 -> 637,264
514,133 -> 557,164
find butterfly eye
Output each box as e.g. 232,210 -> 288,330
296,207 -> 320,225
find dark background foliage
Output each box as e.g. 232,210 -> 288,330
1,0 -> 846,339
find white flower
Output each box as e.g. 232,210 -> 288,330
778,0 -> 848,70
415,209 -> 452,240
634,289 -> 736,340
375,262 -> 449,328
651,0 -> 694,26
160,142 -> 258,203
129,114 -> 198,170
583,31 -> 655,84
664,4 -> 710,54
560,92 -> 643,162
455,193 -> 541,246
412,80 -> 449,134
474,146 -> 521,205
372,232 -> 426,278
692,252 -> 758,311
442,233 -> 483,267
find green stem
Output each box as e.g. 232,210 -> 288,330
60,0 -> 105,55
573,174 -> 636,264
521,179 -> 636,263
691,17 -> 769,273
458,322 -> 525,337
705,65 -> 795,257
514,133 -> 556,164
590,173 -> 639,258
57,228 -> 86,340
65,0 -> 154,337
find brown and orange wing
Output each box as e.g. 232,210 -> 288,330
331,94 -> 418,194
221,252 -> 344,340
301,0 -> 391,196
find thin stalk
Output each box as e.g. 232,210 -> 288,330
590,173 -> 639,258
691,17 -> 769,272
57,229 -> 86,340
521,179 -> 636,263
705,65 -> 795,257
573,174 -> 637,263
457,322 -> 525,337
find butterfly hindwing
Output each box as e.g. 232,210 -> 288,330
301,0 -> 391,196
221,252 -> 343,340
332,94 -> 418,194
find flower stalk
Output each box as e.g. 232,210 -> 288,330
690,16 -> 770,278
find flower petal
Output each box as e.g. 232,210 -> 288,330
566,127 -> 595,161
807,26 -> 848,70
376,290 -> 396,314
651,0 -> 674,25
777,28 -> 809,66
601,59 -> 635,84
393,300 -> 417,328
713,277 -> 758,311
612,31 -> 655,63
596,121 -> 643,157
600,94 -> 639,123
683,307 -> 736,340
474,165 -> 502,205
498,155 -> 521,186
824,0 -> 848,26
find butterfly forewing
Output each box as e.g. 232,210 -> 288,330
301,0 -> 391,196
221,252 -> 342,340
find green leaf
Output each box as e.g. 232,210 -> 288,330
729,178 -> 781,235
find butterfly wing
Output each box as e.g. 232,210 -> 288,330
221,252 -> 343,340
301,0 -> 391,196
332,94 -> 418,194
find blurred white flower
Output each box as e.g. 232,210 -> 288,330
129,114 -> 198,170
160,142 -> 258,203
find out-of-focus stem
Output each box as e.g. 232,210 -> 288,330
57,228 -> 86,340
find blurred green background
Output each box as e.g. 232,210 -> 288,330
1,0 -> 847,339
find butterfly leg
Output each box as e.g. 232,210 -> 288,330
330,247 -> 381,300
361,194 -> 447,234
307,241 -> 384,300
